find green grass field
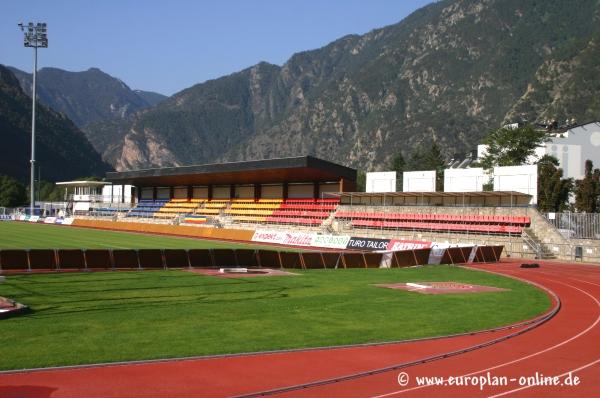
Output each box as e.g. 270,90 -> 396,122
0,222 -> 550,371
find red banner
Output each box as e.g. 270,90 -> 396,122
386,239 -> 432,251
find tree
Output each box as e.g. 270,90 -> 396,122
479,125 -> 550,169
356,170 -> 366,192
406,142 -> 446,191
0,175 -> 28,207
405,147 -> 425,171
537,155 -> 573,212
38,181 -> 65,202
574,160 -> 600,213
389,153 -> 406,191
424,142 -> 446,191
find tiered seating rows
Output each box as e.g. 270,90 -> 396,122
229,203 -> 281,209
271,210 -> 329,218
154,200 -> 204,218
280,203 -> 337,211
228,199 -> 340,225
264,216 -> 323,225
120,198 -> 340,225
336,211 -> 530,225
127,200 -> 168,217
351,220 -> 522,234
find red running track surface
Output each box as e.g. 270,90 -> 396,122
0,260 -> 598,397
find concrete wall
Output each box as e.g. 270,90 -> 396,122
73,219 -> 255,241
192,186 -> 208,199
288,184 -> 314,198
173,186 -> 187,199
235,185 -> 254,199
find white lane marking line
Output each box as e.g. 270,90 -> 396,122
369,277 -> 600,398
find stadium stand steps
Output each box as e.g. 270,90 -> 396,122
522,228 -> 557,259
526,209 -> 572,248
334,211 -> 529,236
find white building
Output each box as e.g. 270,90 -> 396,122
540,122 -> 600,179
56,181 -> 135,213
478,121 -> 600,180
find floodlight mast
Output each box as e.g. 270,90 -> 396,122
19,22 -> 48,216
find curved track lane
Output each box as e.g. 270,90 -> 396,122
0,260 -> 597,397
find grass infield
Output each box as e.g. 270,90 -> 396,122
0,267 -> 549,371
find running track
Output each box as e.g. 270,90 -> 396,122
0,260 -> 598,397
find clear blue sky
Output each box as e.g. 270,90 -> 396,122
2,0 -> 433,96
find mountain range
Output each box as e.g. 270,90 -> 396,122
5,0 -> 600,175
9,67 -> 166,127
0,65 -> 113,182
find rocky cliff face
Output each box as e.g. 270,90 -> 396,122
506,28 -> 600,124
79,0 -> 600,171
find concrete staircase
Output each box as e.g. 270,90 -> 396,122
522,228 -> 556,259
525,208 -> 572,260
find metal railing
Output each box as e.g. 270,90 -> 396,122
544,212 -> 600,240
521,230 -> 542,259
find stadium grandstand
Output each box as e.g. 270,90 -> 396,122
8,155 -> 600,263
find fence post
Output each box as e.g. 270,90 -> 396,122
83,249 -> 88,271
26,249 -> 31,272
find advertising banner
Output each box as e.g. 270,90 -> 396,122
312,234 -> 351,249
252,230 -> 352,249
252,230 -> 314,247
386,239 -> 432,251
346,237 -> 390,251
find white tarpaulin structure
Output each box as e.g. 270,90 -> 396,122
444,168 -> 486,192
403,170 -> 436,192
493,165 -> 537,204
366,171 -> 396,193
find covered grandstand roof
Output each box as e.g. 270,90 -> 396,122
106,156 -> 356,187
56,181 -> 111,187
